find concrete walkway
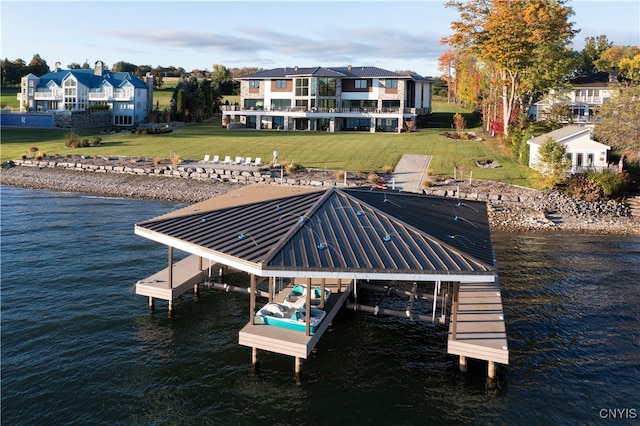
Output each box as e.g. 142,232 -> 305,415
389,154 -> 432,193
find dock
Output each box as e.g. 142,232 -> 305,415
135,254 -> 213,311
447,280 -> 509,378
239,283 -> 352,360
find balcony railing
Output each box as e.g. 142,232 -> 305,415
220,105 -> 405,114
574,96 -> 602,104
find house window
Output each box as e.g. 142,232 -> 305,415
317,77 -> 337,96
355,79 -> 367,89
295,99 -> 308,109
295,78 -> 309,96
244,98 -> 264,109
386,79 -> 398,89
275,80 -> 287,89
249,80 -> 260,89
576,153 -> 584,167
587,153 -> 594,166
270,99 -> 291,110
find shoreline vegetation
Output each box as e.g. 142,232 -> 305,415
2,157 -> 638,236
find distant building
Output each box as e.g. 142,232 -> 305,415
17,61 -> 153,126
530,71 -> 627,124
527,125 -> 611,174
221,66 -> 433,133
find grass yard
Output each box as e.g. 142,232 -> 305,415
0,114 -> 533,187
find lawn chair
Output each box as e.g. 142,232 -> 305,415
234,156 -> 243,165
212,155 -> 220,163
223,155 -> 231,164
244,157 -> 252,166
253,157 -> 262,166
203,154 -> 210,163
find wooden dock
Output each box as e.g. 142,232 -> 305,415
238,283 -> 353,359
135,254 -> 212,310
447,280 -> 509,378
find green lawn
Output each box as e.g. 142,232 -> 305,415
0,112 -> 533,187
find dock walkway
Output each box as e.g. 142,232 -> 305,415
447,280 -> 509,377
389,154 -> 432,193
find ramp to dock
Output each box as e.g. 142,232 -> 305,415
239,284 -> 352,359
447,281 -> 509,366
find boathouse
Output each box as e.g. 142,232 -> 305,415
133,184 -> 509,378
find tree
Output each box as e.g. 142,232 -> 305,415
573,35 -> 612,76
443,0 -> 577,136
111,61 -> 137,73
594,82 -> 640,163
536,136 -> 571,187
595,45 -> 640,80
27,54 -> 49,76
1,58 -> 26,86
68,62 -> 82,69
437,49 -> 458,103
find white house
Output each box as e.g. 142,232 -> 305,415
530,71 -> 626,124
17,61 -> 153,126
221,66 -> 433,133
527,125 -> 611,174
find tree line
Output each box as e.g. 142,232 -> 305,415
439,0 -> 639,166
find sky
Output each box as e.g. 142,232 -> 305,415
1,0 -> 639,78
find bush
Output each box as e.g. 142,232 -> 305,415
565,173 -> 602,202
63,130 -> 81,148
588,169 -> 632,199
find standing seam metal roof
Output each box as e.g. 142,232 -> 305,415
135,187 -> 495,277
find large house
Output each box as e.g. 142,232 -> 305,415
17,61 -> 153,126
221,66 -> 433,133
530,71 -> 626,124
527,125 -> 611,174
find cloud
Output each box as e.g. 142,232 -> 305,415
103,26 -> 448,68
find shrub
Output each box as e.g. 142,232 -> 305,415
382,165 -> 394,174
63,130 -> 81,148
153,157 -> 162,166
588,169 -> 632,199
80,138 -> 90,147
285,162 -> 302,173
565,173 -> 602,202
453,113 -> 466,132
335,170 -> 345,181
367,172 -> 380,184
90,136 -> 102,146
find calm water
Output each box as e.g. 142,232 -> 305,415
1,186 -> 639,425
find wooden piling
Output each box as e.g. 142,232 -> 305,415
488,361 -> 496,379
252,347 -> 258,365
459,355 -> 467,372
295,356 -> 302,374
148,296 -> 154,310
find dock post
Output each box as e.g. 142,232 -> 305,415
167,247 -> 174,289
488,361 -> 496,379
194,283 -> 199,296
269,277 -> 274,302
250,274 -> 256,325
168,298 -> 173,314
459,356 -> 467,372
148,296 -> 154,310
295,357 -> 302,374
252,347 -> 258,365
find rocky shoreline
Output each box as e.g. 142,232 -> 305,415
2,158 -> 638,235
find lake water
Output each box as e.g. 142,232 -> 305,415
1,186 -> 638,425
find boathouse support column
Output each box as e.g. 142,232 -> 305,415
269,277 -> 274,302
148,296 -> 154,310
295,357 -> 302,374
488,361 -> 496,379
167,246 -> 174,289
320,279 -> 326,309
252,347 -> 258,366
250,274 -> 256,325
451,281 -> 459,340
305,278 -> 312,336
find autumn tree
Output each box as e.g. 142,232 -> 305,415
443,0 -> 577,136
594,82 -> 640,164
595,45 -> 640,80
437,49 -> 458,103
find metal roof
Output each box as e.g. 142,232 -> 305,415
135,186 -> 496,282
237,66 -> 417,80
36,69 -> 147,89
